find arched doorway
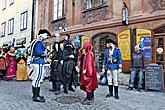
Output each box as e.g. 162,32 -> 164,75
92,33 -> 116,72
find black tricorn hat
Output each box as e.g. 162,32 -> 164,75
38,29 -> 51,36
59,40 -> 64,44
106,39 -> 117,45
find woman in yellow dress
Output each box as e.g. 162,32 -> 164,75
16,51 -> 28,81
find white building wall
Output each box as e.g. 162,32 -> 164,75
0,0 -> 33,47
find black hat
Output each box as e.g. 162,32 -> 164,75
38,29 -> 51,36
59,40 -> 64,44
65,34 -> 70,39
65,42 -> 74,49
106,39 -> 117,45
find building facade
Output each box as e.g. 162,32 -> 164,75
37,0 -> 165,79
0,0 -> 36,47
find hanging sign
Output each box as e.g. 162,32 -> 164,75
136,29 -> 152,60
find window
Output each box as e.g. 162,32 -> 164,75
86,0 -> 104,9
53,0 -> 64,20
1,22 -> 6,37
8,18 -> 14,35
2,0 -> 6,10
9,0 -> 14,5
20,11 -> 28,31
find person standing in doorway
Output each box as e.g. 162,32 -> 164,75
127,45 -> 145,92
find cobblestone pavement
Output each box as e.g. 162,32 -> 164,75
0,80 -> 165,110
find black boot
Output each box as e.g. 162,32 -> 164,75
63,85 -> 68,94
68,86 -> 75,92
37,87 -> 45,100
114,86 -> 119,99
106,85 -> 113,98
91,90 -> 94,101
32,87 -> 45,102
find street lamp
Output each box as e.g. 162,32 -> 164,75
122,2 -> 129,26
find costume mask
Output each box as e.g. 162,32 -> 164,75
10,47 -> 15,53
37,33 -> 48,40
20,51 -> 24,56
55,44 -> 58,51
109,43 -> 115,50
60,43 -> 64,50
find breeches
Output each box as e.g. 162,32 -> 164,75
107,70 -> 118,86
31,64 -> 45,87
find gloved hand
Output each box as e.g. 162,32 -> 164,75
60,60 -> 63,65
102,68 -> 105,73
75,66 -> 80,73
118,68 -> 122,73
83,70 -> 86,74
69,55 -> 74,58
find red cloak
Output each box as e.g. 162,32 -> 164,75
80,43 -> 98,93
5,52 -> 16,80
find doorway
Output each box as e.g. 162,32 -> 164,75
153,34 -> 165,71
92,33 -> 116,72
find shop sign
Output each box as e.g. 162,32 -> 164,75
136,29 -> 152,60
16,38 -> 26,45
118,29 -> 131,60
157,47 -> 163,54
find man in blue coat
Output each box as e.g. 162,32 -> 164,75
30,29 -> 51,102
102,39 -> 122,99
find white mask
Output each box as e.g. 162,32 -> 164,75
110,43 -> 115,49
64,36 -> 68,40
55,44 -> 58,51
37,33 -> 48,40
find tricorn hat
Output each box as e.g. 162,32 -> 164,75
38,29 -> 51,36
106,39 -> 117,45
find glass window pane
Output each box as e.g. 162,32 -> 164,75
53,12 -> 57,20
58,10 -> 62,18
156,54 -> 164,61
86,0 -> 92,9
59,0 -> 63,4
59,2 -> 63,11
53,5 -> 58,13
25,12 -> 28,28
53,0 -> 58,5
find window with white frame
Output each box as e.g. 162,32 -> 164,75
9,0 -> 14,5
86,0 -> 104,9
2,0 -> 6,10
53,0 -> 64,20
1,22 -> 6,37
8,18 -> 14,35
20,11 -> 28,31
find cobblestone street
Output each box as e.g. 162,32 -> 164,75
0,80 -> 165,110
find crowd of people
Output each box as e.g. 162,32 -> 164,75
0,29 -> 145,105
0,43 -> 29,81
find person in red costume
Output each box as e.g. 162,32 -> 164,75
80,42 -> 98,105
5,46 -> 16,81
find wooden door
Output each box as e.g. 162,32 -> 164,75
153,34 -> 165,70
153,34 -> 165,89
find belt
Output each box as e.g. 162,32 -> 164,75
108,62 -> 118,64
34,55 -> 45,59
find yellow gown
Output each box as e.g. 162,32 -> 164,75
16,58 -> 28,81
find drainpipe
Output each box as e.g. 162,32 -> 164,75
31,0 -> 36,42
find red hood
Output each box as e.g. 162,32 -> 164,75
83,42 -> 92,52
